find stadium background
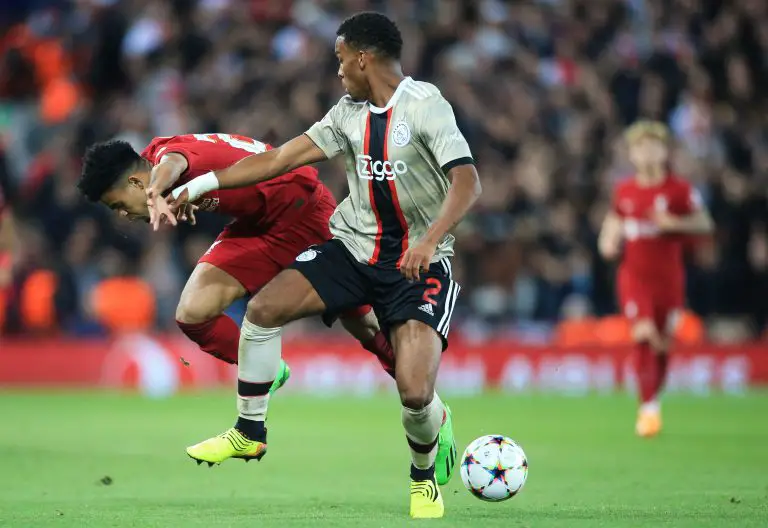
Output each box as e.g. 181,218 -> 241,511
1,0 -> 767,390
1,2 -> 768,527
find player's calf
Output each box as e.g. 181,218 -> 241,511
177,317 -> 240,364
176,263 -> 248,364
228,270 -> 326,446
392,320 -> 446,509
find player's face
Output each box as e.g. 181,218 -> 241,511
101,175 -> 150,222
335,37 -> 369,101
628,136 -> 669,168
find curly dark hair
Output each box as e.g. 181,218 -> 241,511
78,140 -> 143,202
337,12 -> 403,60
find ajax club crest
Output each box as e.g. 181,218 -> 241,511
391,121 -> 411,147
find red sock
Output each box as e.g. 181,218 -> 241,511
636,342 -> 657,404
177,316 -> 240,365
361,331 -> 396,379
653,353 -> 669,398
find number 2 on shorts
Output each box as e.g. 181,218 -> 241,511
422,278 -> 442,306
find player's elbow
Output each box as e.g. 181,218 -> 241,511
459,168 -> 482,201
472,174 -> 482,200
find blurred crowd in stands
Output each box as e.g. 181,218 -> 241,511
0,0 -> 766,343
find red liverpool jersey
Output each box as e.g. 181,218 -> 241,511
612,174 -> 701,285
141,134 -> 320,225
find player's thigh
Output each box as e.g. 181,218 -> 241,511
246,268 -> 327,328
248,240 -> 370,328
391,319 -> 443,409
288,239 -> 371,323
338,305 -> 379,342
375,258 -> 460,351
199,228 -> 287,295
654,284 -> 684,336
176,262 -> 247,324
617,275 -> 656,330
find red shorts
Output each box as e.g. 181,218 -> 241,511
617,269 -> 683,334
199,183 -> 334,293
197,183 -> 372,321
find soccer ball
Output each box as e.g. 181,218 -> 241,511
459,435 -> 528,502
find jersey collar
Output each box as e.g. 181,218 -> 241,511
368,77 -> 412,114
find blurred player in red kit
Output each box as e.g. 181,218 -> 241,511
598,121 -> 714,437
77,134 -> 396,382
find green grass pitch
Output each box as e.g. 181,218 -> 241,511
0,391 -> 766,527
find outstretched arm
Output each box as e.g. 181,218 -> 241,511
167,135 -> 327,205
399,164 -> 482,281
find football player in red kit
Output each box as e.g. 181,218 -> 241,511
77,134 -> 396,381
598,121 -> 714,437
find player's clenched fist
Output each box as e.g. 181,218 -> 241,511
399,239 -> 436,281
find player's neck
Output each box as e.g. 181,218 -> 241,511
367,65 -> 405,109
635,166 -> 666,187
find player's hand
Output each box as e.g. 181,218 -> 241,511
598,237 -> 621,260
653,210 -> 679,232
399,239 -> 436,282
147,185 -> 177,231
174,202 -> 198,226
168,187 -> 191,214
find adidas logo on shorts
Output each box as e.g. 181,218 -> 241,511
418,303 -> 435,316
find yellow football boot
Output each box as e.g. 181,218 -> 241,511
186,428 -> 266,466
636,407 -> 662,438
410,477 -> 444,519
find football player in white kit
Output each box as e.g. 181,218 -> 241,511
161,12 -> 481,519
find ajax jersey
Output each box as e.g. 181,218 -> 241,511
305,77 -> 474,267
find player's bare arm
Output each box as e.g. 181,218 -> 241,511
653,208 -> 714,234
169,135 -> 327,208
399,164 -> 481,281
598,211 -> 623,260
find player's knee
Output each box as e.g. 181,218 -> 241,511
245,295 -> 286,328
175,297 -> 220,325
631,319 -> 655,342
400,388 -> 434,410
340,306 -> 379,341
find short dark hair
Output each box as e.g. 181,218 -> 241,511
337,12 -> 402,60
78,140 -> 143,202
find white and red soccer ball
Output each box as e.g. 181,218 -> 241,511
459,435 -> 528,502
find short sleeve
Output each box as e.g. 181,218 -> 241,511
305,104 -> 344,160
418,96 -> 474,173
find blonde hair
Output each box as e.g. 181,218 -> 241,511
624,120 -> 669,144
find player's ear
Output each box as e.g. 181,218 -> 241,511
127,175 -> 145,190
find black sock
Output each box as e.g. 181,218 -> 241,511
235,417 -> 266,443
410,464 -> 435,481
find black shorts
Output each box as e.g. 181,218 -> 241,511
290,239 -> 460,350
